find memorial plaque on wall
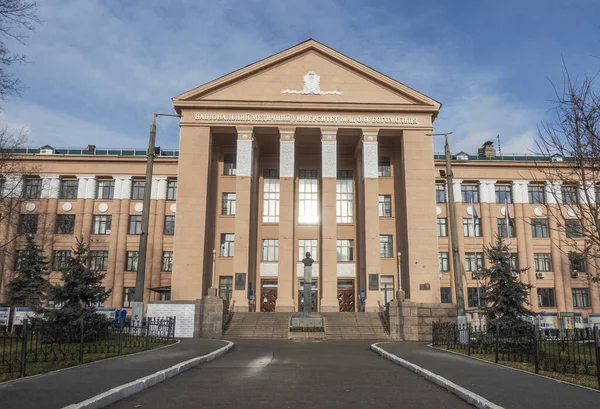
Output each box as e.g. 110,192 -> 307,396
235,273 -> 246,290
368,274 -> 379,291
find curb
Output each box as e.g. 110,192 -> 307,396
371,343 -> 504,409
63,340 -> 235,409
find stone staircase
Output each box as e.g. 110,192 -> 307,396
323,312 -> 390,340
223,312 -> 292,339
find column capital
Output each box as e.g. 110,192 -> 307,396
76,174 -> 96,179
279,128 -> 296,141
41,174 -> 61,180
236,128 -> 254,140
112,175 -> 133,180
362,129 -> 379,142
321,128 -> 338,141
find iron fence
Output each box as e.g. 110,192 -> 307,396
432,322 -> 600,389
1,316 -> 176,378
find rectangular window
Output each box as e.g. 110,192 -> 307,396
510,253 -> 519,270
378,195 -> 392,217
379,235 -> 393,258
55,214 -> 75,234
380,275 -> 394,303
59,179 -> 79,199
298,239 -> 318,261
159,292 -> 171,301
53,250 -> 71,270
435,183 -> 446,203
461,185 -> 479,203
220,233 -> 235,257
164,215 -> 175,235
537,288 -> 556,308
565,220 -> 583,238
528,185 -> 545,204
378,157 -> 391,177
534,253 -> 552,272
463,218 -> 481,237
336,239 -> 354,261
92,215 -> 112,235
495,185 -> 512,204
18,214 -> 38,234
89,251 -> 108,271
531,219 -> 549,238
299,170 -> 318,224
572,288 -> 590,308
123,287 -> 135,308
465,252 -> 484,272
222,192 -> 236,216
126,251 -> 139,271
467,287 -> 484,308
223,153 -> 236,176
167,180 -> 177,201
23,178 -> 42,199
438,252 -> 449,272
128,215 -> 142,235
0,178 -> 4,199
497,218 -> 515,238
569,253 -> 586,273
263,169 -> 280,223
219,276 -> 233,302
437,218 -> 448,237
336,170 -> 353,224
262,239 -> 279,261
96,179 -> 115,199
561,185 -> 578,205
440,287 -> 452,304
162,251 -> 173,272
131,180 -> 145,200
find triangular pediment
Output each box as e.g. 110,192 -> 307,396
173,39 -> 440,110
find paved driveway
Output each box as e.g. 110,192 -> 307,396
107,339 -> 471,409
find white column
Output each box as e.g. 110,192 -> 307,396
362,133 -> 378,178
545,181 -> 562,204
512,180 -> 529,204
479,180 -> 496,203
41,175 -> 60,199
236,130 -> 254,177
113,176 -> 133,199
580,181 -> 595,205
151,177 -> 168,200
279,131 -> 295,178
452,180 -> 463,203
321,131 -> 337,177
3,175 -> 23,198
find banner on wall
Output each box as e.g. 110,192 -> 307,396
560,312 -> 584,329
0,307 -> 10,327
589,314 -> 600,328
96,307 -> 117,320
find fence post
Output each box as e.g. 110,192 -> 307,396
20,319 -> 28,378
145,317 -> 151,350
118,318 -> 124,355
495,321 -> 499,364
171,316 -> 176,340
79,317 -> 84,364
533,323 -> 539,374
467,323 -> 471,356
594,326 -> 600,390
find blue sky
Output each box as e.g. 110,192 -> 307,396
1,0 -> 599,153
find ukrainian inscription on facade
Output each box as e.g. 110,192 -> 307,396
194,112 -> 418,125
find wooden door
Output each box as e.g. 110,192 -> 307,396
261,289 -> 278,312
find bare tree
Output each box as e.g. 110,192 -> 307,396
534,67 -> 600,283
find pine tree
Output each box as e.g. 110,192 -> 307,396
5,234 -> 50,313
480,236 -> 535,328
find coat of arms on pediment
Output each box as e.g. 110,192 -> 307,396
281,71 -> 342,95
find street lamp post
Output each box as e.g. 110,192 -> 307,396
396,252 -> 405,301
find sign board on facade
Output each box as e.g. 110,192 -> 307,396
12,307 -> 37,332
194,112 -> 419,126
96,307 -> 117,321
539,313 -> 558,329
589,314 -> 600,328
235,273 -> 246,291
560,312 -> 583,329
0,307 -> 10,327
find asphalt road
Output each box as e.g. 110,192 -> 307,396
107,339 -> 472,409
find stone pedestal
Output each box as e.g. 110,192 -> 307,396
388,299 -> 457,341
291,313 -> 323,328
198,293 -> 223,339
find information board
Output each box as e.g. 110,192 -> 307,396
0,307 -> 9,327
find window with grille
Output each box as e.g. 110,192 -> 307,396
380,275 -> 394,304
123,287 -> 135,308
128,215 -> 142,234
495,185 -> 512,204
56,214 -> 75,234
97,179 -> 115,199
534,253 -> 552,272
565,220 -> 583,238
336,239 -> 354,261
528,185 -> 545,204
378,195 -> 392,217
18,214 -> 38,234
437,218 -> 448,237
561,185 -> 578,205
59,180 -> 79,199
131,181 -> 145,200
222,192 -> 236,215
379,235 -> 393,258
461,185 -> 479,203
531,219 -> 549,238
167,180 -> 177,200
223,153 -> 236,176
497,218 -> 515,238
164,216 -> 175,235
89,251 -> 108,271
159,292 -> 171,301
53,250 -> 71,270
0,178 -> 4,198
299,240 -> 318,261
299,170 -> 318,224
263,169 -> 279,223
219,276 -> 233,302
572,288 -> 590,308
569,253 -> 586,273
220,233 -> 235,257
262,239 -> 279,261
23,178 -> 42,199
438,252 -> 449,272
465,252 -> 483,272
378,157 -> 391,177
162,251 -> 173,272
435,183 -> 446,203
440,287 -> 452,304
92,215 -> 112,234
336,170 -> 353,224
126,251 -> 139,271
467,287 -> 484,308
537,288 -> 555,308
463,218 -> 481,237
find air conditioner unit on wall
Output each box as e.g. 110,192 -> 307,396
571,272 -> 579,279
536,272 -> 545,279
471,272 -> 481,280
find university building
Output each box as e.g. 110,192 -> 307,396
0,40 -> 599,321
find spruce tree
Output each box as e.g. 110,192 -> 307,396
480,236 -> 535,329
5,234 -> 50,313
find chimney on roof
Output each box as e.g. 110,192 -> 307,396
87,144 -> 96,152
478,141 -> 496,158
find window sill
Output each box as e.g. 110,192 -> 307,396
221,214 -> 236,218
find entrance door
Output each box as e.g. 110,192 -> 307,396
260,280 -> 278,312
380,275 -> 394,305
298,280 -> 318,312
337,280 -> 355,312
